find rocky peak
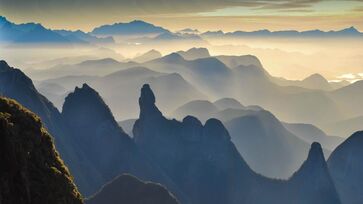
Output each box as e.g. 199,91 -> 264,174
291,142 -> 328,180
138,84 -> 162,119
0,60 -> 11,71
62,83 -> 117,127
204,118 -> 231,141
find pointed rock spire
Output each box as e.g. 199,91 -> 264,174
138,84 -> 162,119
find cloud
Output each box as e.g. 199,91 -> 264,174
0,0 -> 324,15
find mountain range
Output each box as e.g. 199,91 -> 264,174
29,47 -> 363,136
202,26 -> 363,38
2,59 -> 363,203
2,16 -> 361,47
0,16 -> 111,45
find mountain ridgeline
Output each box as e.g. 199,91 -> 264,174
132,84 -> 341,204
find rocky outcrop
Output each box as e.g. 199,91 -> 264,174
0,97 -> 83,204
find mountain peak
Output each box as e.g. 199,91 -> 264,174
304,73 -> 327,82
204,118 -> 231,141
158,52 -> 185,63
0,60 -> 11,71
62,83 -> 118,126
139,84 -> 162,118
308,142 -> 325,161
340,26 -> 360,33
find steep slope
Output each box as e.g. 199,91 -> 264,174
132,84 -> 341,204
224,110 -> 310,178
0,61 -> 88,184
274,73 -> 332,91
86,174 -> 179,204
61,84 -> 184,200
0,97 -> 83,204
283,122 -> 344,150
328,131 -> 363,204
322,115 -> 363,137
330,80 -> 363,119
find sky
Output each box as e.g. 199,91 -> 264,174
1,0 -> 363,32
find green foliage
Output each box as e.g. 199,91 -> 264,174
0,97 -> 83,204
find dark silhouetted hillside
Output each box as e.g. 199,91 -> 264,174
86,174 -> 179,204
328,131 -> 363,204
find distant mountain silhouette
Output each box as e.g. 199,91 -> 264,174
328,131 -> 363,204
177,48 -> 210,60
330,80 -> 363,121
214,98 -> 245,110
224,110 -> 311,178
143,55 -> 344,125
133,84 -> 341,204
215,55 -> 263,68
322,115 -> 363,138
132,49 -> 162,63
173,100 -> 219,122
177,28 -> 200,35
202,26 -> 363,38
91,20 -> 169,36
153,32 -> 203,42
29,58 -> 136,79
283,122 -> 344,150
0,97 -> 83,204
0,16 -> 84,44
54,29 -> 115,44
86,174 -> 179,204
41,64 -> 206,120
274,73 -> 333,91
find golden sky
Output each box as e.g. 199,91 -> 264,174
1,0 -> 363,32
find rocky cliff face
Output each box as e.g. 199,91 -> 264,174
86,174 -> 179,204
328,131 -> 363,204
0,97 -> 83,204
